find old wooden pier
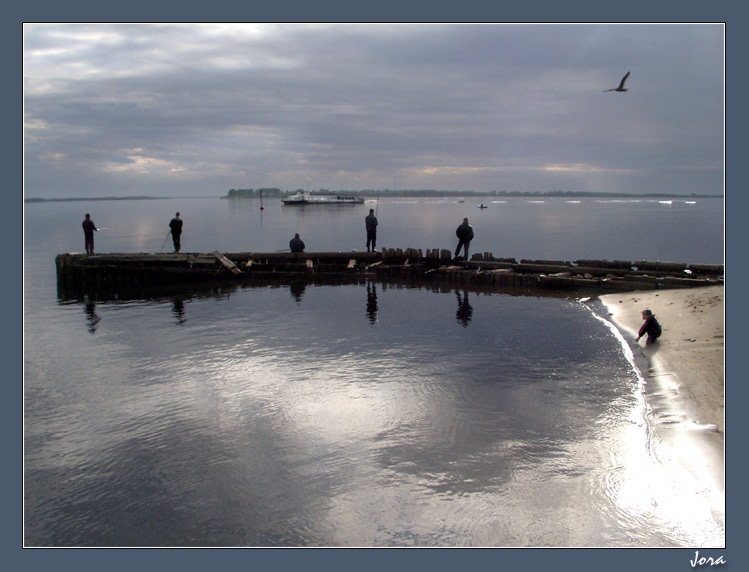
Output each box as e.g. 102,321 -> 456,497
55,248 -> 724,301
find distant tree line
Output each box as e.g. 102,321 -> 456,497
223,188 -> 285,198
222,188 -> 720,199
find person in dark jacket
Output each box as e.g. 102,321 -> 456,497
454,217 -> 474,260
290,233 -> 305,253
169,212 -> 183,252
635,309 -> 662,344
365,209 -> 378,252
82,213 -> 98,255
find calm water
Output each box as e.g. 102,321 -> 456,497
23,196 -> 724,546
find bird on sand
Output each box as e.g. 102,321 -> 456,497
604,71 -> 630,92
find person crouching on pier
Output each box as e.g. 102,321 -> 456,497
290,233 -> 305,253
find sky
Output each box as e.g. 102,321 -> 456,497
23,23 -> 724,198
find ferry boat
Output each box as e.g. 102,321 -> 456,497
282,191 -> 364,205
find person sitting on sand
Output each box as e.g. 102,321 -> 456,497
289,233 -> 305,253
635,309 -> 662,344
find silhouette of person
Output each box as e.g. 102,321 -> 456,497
635,309 -> 662,344
84,300 -> 101,333
82,213 -> 98,255
365,209 -> 378,252
290,233 -> 305,253
172,298 -> 187,326
456,290 -> 473,327
366,282 -> 378,324
455,217 -> 474,261
289,280 -> 306,302
169,212 -> 183,252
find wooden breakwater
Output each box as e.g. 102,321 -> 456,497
55,248 -> 724,300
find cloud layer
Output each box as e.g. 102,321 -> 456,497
23,24 -> 724,197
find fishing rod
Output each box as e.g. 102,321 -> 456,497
160,230 -> 171,253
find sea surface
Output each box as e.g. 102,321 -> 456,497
23,196 -> 724,546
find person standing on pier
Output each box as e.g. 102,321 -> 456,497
169,212 -> 183,253
455,217 -> 474,261
365,208 -> 378,252
290,233 -> 305,253
82,213 -> 98,255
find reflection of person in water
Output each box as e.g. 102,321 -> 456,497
456,290 -> 473,327
172,298 -> 187,326
84,300 -> 101,334
366,282 -> 378,324
289,280 -> 306,303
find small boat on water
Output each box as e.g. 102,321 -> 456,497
282,191 -> 364,205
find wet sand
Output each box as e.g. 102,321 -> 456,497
599,285 -> 725,532
599,286 -> 724,433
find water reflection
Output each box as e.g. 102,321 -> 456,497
84,300 -> 101,334
172,298 -> 187,326
28,281 -> 726,546
455,290 -> 473,327
73,282 -> 486,333
366,282 -> 378,324
289,281 -> 306,303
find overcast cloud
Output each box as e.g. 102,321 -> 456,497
23,23 -> 724,198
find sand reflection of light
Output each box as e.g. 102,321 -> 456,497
592,312 -> 724,546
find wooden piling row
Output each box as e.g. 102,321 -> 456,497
55,249 -> 723,301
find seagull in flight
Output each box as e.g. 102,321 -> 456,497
604,71 -> 630,92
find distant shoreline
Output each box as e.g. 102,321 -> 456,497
223,189 -> 722,199
24,196 -> 210,203
26,191 -> 723,203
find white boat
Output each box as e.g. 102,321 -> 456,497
282,191 -> 364,205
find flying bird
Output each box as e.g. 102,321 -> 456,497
604,71 -> 630,92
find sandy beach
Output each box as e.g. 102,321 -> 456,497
599,286 -> 725,434
599,285 -> 725,531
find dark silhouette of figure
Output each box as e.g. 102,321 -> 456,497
82,213 -> 98,255
635,309 -> 662,344
365,209 -> 378,252
456,290 -> 473,327
604,71 -> 630,92
84,300 -> 101,333
169,212 -> 183,252
172,298 -> 187,326
289,280 -> 306,303
366,282 -> 378,324
455,218 -> 474,260
290,233 -> 305,253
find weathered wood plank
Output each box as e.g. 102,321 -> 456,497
214,251 -> 241,274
